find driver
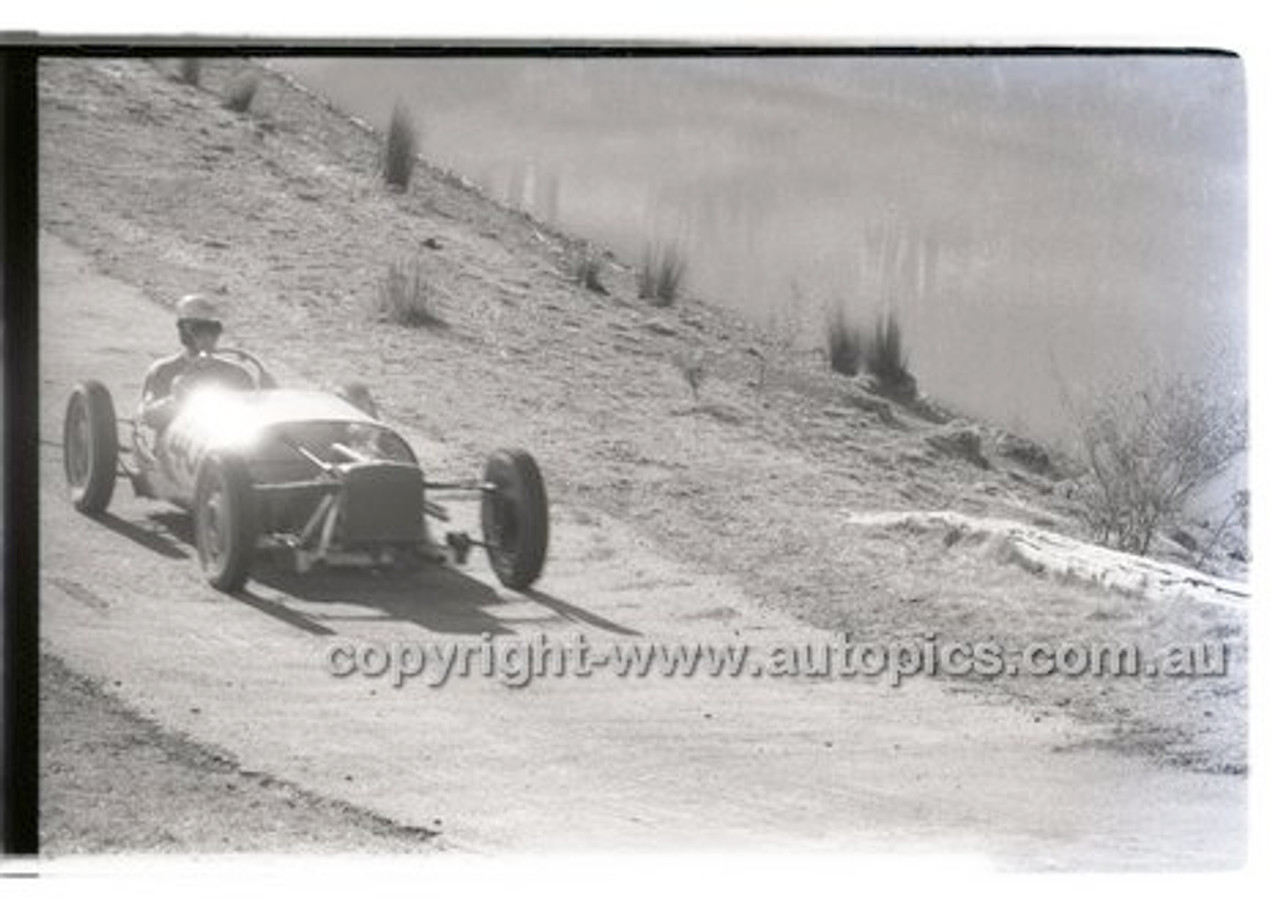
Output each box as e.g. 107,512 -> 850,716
138,294 -> 255,431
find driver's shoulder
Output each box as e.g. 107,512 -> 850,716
144,351 -> 189,386
147,351 -> 187,372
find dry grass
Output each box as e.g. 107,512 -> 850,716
824,309 -> 916,399
223,71 -> 260,114
178,58 -> 202,87
866,312 -> 914,396
382,101 -> 419,192
572,248 -> 607,294
638,243 -> 686,306
825,308 -> 863,377
672,350 -> 708,401
375,257 -> 444,328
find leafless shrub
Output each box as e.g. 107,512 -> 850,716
1195,490 -> 1249,570
1073,375 -> 1246,555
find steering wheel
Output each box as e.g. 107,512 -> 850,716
172,349 -> 276,403
188,348 -> 276,389
212,347 -> 276,389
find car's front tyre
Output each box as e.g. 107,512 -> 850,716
481,448 -> 549,591
194,452 -> 258,592
64,380 -> 119,514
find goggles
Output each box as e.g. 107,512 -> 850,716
182,318 -> 223,334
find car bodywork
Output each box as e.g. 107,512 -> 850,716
64,352 -> 549,593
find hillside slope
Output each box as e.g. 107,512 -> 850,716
38,56 -> 1245,774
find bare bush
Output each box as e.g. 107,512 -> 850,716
1195,489 -> 1249,570
1073,375 -> 1246,555
375,258 -> 443,328
382,101 -> 419,192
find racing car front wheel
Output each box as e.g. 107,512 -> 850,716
64,380 -> 118,514
481,448 -> 549,591
194,453 -> 258,593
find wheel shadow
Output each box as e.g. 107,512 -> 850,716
249,563 -> 646,639
105,509 -> 634,640
231,588 -> 341,636
524,590 -> 641,637
89,510 -> 189,560
148,509 -> 194,547
249,559 -> 518,636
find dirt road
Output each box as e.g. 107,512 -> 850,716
38,234 -> 1244,868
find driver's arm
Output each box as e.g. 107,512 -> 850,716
140,396 -> 178,429
138,362 -> 179,430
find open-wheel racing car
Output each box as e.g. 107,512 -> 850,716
63,349 -> 549,593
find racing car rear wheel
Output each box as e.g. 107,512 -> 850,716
481,448 -> 549,591
63,380 -> 118,514
194,453 -> 258,592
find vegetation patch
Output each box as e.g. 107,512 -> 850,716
824,308 -> 916,400
1069,374 -> 1246,556
825,308 -> 863,377
382,101 -> 419,192
865,313 -> 915,399
178,57 -> 202,87
638,243 -> 686,306
375,257 -> 444,328
223,71 -> 260,114
572,248 -> 608,294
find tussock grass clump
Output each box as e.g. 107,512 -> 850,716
178,58 -> 202,87
376,258 -> 443,328
223,72 -> 260,113
572,249 -> 607,294
866,313 -> 914,395
382,101 -> 419,192
638,244 -> 686,306
825,309 -> 863,377
824,309 -> 916,399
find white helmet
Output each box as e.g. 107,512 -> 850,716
176,294 -> 223,325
